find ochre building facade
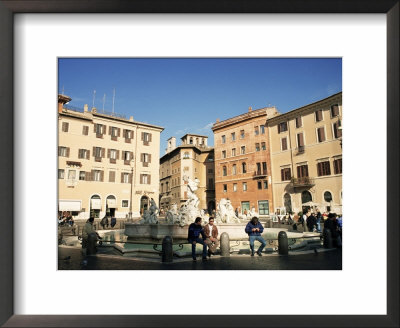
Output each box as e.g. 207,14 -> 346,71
267,92 -> 342,215
159,134 -> 215,214
212,107 -> 279,217
58,94 -> 163,220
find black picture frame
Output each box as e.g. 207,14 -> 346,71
0,1 -> 398,327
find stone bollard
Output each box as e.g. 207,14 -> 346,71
323,229 -> 333,248
87,232 -> 98,255
220,232 -> 230,257
162,236 -> 173,262
278,231 -> 289,255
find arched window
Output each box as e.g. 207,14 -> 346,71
232,164 -> 237,175
324,191 -> 333,202
301,191 -> 312,204
223,166 -> 227,176
189,138 -> 193,144
242,162 -> 247,173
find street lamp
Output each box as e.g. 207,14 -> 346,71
128,158 -> 134,221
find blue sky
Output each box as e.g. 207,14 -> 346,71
58,58 -> 342,155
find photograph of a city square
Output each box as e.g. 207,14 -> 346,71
58,58 -> 342,270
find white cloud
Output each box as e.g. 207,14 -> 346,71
197,122 -> 214,131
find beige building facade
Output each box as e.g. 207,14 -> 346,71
212,106 -> 279,217
58,94 -> 163,220
159,134 -> 215,214
267,92 -> 342,215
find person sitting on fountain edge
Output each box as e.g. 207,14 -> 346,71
203,217 -> 219,257
188,217 -> 208,261
245,216 -> 266,256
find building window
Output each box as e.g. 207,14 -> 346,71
297,164 -> 309,178
331,104 -> 339,117
223,184 -> 227,192
255,143 -> 260,152
95,123 -> 105,137
241,146 -> 245,154
109,149 -> 117,163
109,170 -> 116,182
263,180 -> 268,189
241,201 -> 250,214
278,122 -> 288,133
315,110 -> 323,122
122,172 -> 130,183
123,151 -> 132,162
240,130 -> 245,139
317,127 -> 326,143
242,182 -> 247,191
94,147 -> 102,158
93,170 -> 102,182
333,158 -> 342,174
142,132 -> 151,145
297,133 -> 305,148
122,200 -> 129,207
260,125 -> 265,134
281,167 -> 291,181
111,126 -> 118,137
231,148 -> 236,156
82,125 -> 89,135
256,162 -> 261,175
257,181 -> 262,190
333,122 -> 342,139
231,132 -> 236,141
189,138 -> 193,144
233,183 -> 237,192
79,171 -> 86,180
262,162 -> 267,174
78,149 -> 90,160
261,142 -> 266,151
281,137 -> 288,151
258,200 -> 269,215
208,169 -> 213,173
317,161 -> 331,176
324,191 -> 333,202
222,150 -> 226,159
58,146 -> 69,157
58,169 -> 64,179
232,164 -> 237,175
183,152 -> 190,159
222,166 -> 227,176
295,116 -> 302,128
221,135 -> 226,144
254,126 -> 259,135
242,162 -> 247,173
62,122 -> 69,132
301,191 -> 312,204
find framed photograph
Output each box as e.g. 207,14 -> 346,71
0,0 -> 398,327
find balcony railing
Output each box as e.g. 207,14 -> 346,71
290,177 -> 315,187
253,170 -> 268,178
296,146 -> 305,154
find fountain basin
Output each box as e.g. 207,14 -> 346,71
124,223 -> 315,241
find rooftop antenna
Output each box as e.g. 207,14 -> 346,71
92,90 -> 96,108
62,85 -> 64,95
102,93 -> 106,112
112,88 -> 116,114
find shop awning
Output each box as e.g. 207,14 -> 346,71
59,200 -> 81,212
91,198 -> 102,210
107,198 -> 117,208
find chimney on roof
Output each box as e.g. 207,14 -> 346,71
167,137 -> 176,153
129,116 -> 134,122
58,94 -> 71,113
91,107 -> 97,113
84,104 -> 89,113
216,118 -> 220,123
248,106 -> 252,112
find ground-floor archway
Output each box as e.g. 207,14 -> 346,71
207,200 -> 215,215
90,194 -> 101,218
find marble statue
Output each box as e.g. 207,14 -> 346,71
164,176 -> 204,226
139,198 -> 159,224
216,198 -> 240,224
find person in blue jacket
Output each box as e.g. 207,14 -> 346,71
188,217 -> 208,261
245,216 -> 267,256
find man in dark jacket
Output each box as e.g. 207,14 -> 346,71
188,217 -> 208,261
245,217 -> 267,256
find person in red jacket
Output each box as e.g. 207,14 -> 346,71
203,217 -> 219,257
